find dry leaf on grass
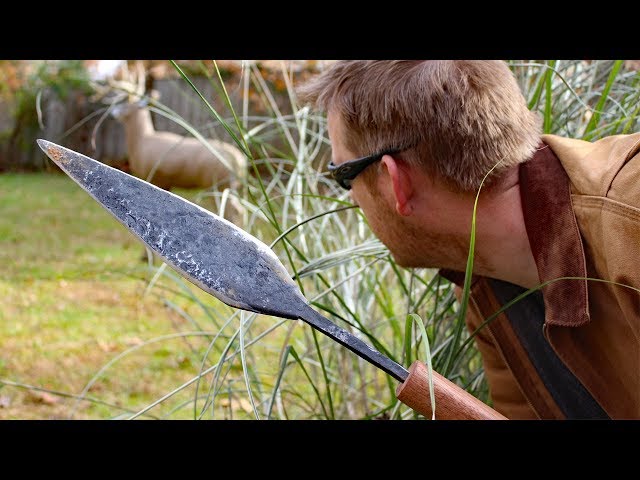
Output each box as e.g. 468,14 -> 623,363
97,340 -> 118,352
219,397 -> 253,413
26,391 -> 59,405
124,337 -> 144,347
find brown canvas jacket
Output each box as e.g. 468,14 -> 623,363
441,133 -> 640,419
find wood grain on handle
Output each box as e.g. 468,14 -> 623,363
396,361 -> 507,420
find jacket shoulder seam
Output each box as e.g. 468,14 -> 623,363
604,136 -> 640,196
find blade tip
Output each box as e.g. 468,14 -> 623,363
36,139 -> 65,165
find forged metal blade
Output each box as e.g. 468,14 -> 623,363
37,139 -> 308,319
37,139 -> 409,382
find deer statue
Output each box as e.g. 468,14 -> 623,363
92,62 -> 247,223
110,98 -> 246,192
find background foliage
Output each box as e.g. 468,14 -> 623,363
1,60 -> 638,419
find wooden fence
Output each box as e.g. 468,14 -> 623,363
0,74 -> 299,172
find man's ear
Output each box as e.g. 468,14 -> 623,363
381,154 -> 414,216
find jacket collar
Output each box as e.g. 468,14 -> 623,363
441,143 -> 591,327
519,143 -> 590,327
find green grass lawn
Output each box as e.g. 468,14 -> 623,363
0,172 -> 256,419
1,167 -> 477,420
0,172 -> 402,420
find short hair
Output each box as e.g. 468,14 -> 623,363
297,60 -> 542,191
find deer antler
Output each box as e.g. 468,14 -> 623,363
89,61 -> 149,105
89,80 -> 128,105
134,60 -> 146,99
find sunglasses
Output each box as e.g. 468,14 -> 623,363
327,148 -> 402,190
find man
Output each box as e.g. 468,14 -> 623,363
298,60 -> 640,419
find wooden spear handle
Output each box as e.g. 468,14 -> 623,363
396,361 -> 507,420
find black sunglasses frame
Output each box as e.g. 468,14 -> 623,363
328,148 -> 401,190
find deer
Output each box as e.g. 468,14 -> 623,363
110,98 -> 246,192
92,61 -> 248,223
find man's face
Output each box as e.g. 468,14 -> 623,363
327,111 -> 423,267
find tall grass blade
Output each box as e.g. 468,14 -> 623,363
288,347 -> 329,418
408,313 -> 436,420
583,60 -> 624,139
543,60 -> 557,133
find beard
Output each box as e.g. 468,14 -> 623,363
389,226 -> 472,270
365,198 -> 473,271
